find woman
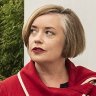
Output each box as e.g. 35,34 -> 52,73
0,4 -> 96,96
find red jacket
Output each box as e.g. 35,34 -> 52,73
0,59 -> 96,96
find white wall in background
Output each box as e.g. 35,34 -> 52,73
24,0 -> 96,71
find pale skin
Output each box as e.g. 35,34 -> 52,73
28,13 -> 69,88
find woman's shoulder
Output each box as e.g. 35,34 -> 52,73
76,65 -> 96,82
0,74 -> 25,96
76,65 -> 96,95
0,80 -> 7,96
0,75 -> 17,95
67,59 -> 96,85
1,75 -> 18,87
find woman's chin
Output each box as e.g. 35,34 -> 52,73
31,58 -> 47,64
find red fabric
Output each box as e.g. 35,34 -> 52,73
0,59 -> 96,96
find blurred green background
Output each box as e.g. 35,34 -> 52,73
0,0 -> 24,80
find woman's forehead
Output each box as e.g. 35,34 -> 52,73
31,13 -> 65,29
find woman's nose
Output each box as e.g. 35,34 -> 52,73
34,32 -> 43,44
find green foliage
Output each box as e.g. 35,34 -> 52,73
0,0 -> 24,80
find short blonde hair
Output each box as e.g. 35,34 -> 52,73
22,4 -> 85,58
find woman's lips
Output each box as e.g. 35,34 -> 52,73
32,47 -> 46,54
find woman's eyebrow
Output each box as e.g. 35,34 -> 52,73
45,27 -> 56,30
31,25 -> 37,28
31,25 -> 56,30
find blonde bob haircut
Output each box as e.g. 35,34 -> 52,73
22,4 -> 85,58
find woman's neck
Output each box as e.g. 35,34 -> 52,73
35,58 -> 69,88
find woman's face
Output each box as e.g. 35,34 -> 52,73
28,13 -> 65,64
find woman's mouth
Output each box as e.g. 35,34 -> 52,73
32,47 -> 46,54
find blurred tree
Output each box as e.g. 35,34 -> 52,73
0,0 -> 24,80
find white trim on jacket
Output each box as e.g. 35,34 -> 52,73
17,72 -> 29,96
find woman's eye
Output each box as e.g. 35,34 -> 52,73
30,29 -> 37,35
46,31 -> 55,36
